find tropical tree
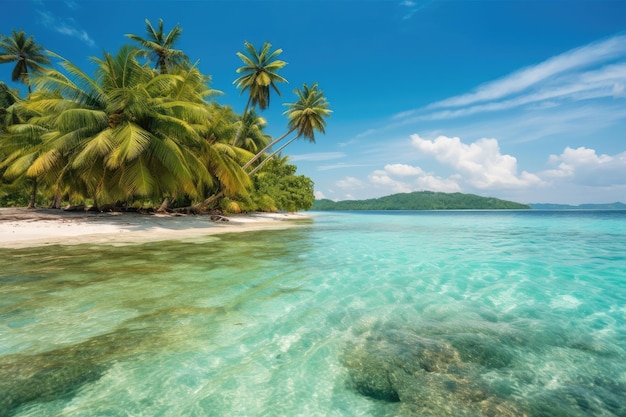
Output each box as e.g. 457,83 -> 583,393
126,19 -> 190,74
0,81 -> 21,128
25,46 -> 220,209
234,109 -> 271,154
244,82 -> 331,174
250,156 -> 314,212
196,82 -> 329,209
0,94 -> 51,208
0,30 -> 50,94
232,41 -> 287,146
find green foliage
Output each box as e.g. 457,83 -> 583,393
311,191 -> 531,211
0,30 -> 50,93
234,41 -> 287,111
0,24 -> 320,212
249,158 -> 314,212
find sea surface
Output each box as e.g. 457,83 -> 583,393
1,210 -> 625,416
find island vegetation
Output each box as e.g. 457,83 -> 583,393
0,20 -> 330,214
530,202 -> 626,210
311,191 -> 531,210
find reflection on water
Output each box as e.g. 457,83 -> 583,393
1,212 -> 625,416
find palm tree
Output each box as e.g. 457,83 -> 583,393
0,82 -> 21,128
197,83 -> 330,208
244,82 -> 331,173
25,46 -> 254,212
232,41 -> 287,146
25,47 -> 213,209
235,109 -> 271,154
126,19 -> 189,74
0,30 -> 50,94
0,94 -> 51,208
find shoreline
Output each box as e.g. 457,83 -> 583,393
0,208 -> 310,249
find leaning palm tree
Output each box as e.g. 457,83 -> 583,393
244,82 -> 331,173
126,19 -> 189,74
0,30 -> 50,94
197,83 -> 330,208
232,41 -> 287,146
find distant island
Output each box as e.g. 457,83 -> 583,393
530,202 -> 626,210
311,192 -> 531,210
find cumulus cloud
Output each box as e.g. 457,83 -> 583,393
336,176 -> 366,189
368,170 -> 413,193
367,163 -> 461,195
544,146 -> 626,186
411,134 -> 543,189
384,163 -> 424,176
314,190 -> 327,200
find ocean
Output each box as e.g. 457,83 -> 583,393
1,210 -> 625,416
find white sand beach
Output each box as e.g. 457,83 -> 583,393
0,208 -> 310,249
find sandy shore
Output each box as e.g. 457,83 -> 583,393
0,208 -> 310,249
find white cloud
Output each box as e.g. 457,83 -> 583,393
393,35 -> 626,125
384,163 -> 424,176
415,175 -> 461,193
431,35 -> 626,110
314,190 -> 327,200
368,171 -> 413,193
398,0 -> 435,20
336,176 -> 366,189
37,10 -> 95,47
365,163 -> 461,195
544,147 -> 626,186
290,152 -> 345,162
411,134 -> 544,189
317,162 -> 370,171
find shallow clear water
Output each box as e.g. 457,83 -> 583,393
1,210 -> 625,416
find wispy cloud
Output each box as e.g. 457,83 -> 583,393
289,152 -> 345,162
399,0 -> 436,20
395,34 -> 626,122
36,8 -> 95,48
318,163 -> 370,171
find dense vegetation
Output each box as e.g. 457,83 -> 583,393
530,202 -> 626,210
0,21 -> 331,213
311,191 -> 531,210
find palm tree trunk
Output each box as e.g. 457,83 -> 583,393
157,197 -> 170,213
242,127 -> 296,171
195,190 -> 224,209
248,135 -> 298,175
27,178 -> 37,209
232,97 -> 252,146
197,127 -> 297,209
49,192 -> 62,209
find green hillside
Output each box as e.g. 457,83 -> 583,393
311,191 -> 531,210
530,202 -> 626,210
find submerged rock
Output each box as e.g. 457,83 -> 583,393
0,306 -> 224,416
0,327 -> 159,417
342,328 -> 527,416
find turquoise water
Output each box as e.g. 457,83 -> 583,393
1,210 -> 625,416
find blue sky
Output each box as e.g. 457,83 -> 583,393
2,0 -> 626,204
